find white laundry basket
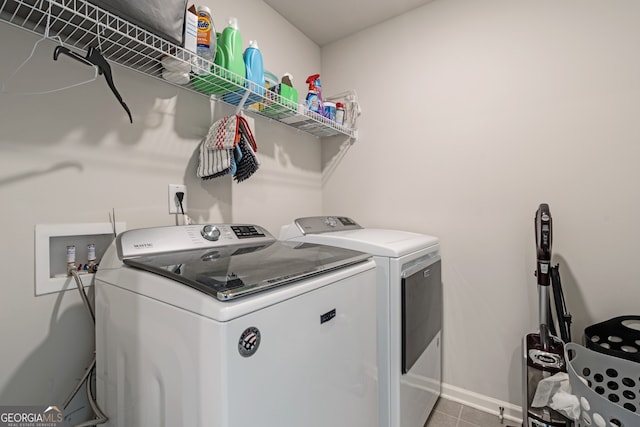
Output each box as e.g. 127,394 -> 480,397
566,343 -> 640,427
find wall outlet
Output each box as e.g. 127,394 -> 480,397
168,184 -> 187,214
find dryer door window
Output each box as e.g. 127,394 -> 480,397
401,258 -> 442,374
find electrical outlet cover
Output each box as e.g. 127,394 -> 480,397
168,184 -> 187,214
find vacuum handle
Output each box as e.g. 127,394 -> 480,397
535,203 -> 552,286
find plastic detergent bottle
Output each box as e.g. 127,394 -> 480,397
305,74 -> 323,113
194,6 -> 215,75
244,40 -> 265,95
214,17 -> 246,84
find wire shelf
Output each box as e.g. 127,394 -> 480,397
0,0 -> 356,139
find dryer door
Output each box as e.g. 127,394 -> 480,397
401,256 -> 442,374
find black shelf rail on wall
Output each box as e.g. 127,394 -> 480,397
0,0 -> 356,138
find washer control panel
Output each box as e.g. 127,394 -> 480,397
230,225 -> 266,239
117,224 -> 274,259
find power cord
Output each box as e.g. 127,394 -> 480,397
176,191 -> 185,215
175,191 -> 192,225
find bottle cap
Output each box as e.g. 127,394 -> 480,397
197,5 -> 211,15
306,74 -> 320,90
336,102 -> 344,108
282,72 -> 293,86
227,17 -> 238,29
249,40 -> 259,49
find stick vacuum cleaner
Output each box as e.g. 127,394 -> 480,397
522,204 -> 573,427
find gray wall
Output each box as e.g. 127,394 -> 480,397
0,0 -> 324,416
4,0 -> 640,422
321,0 -> 640,416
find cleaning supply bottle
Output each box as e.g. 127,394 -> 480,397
243,40 -> 265,96
323,101 -> 336,121
214,17 -> 246,85
335,102 -> 345,125
193,6 -> 215,75
305,74 -> 323,114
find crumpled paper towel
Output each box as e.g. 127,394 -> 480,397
531,372 -> 580,420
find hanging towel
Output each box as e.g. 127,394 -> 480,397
197,113 -> 259,182
233,115 -> 260,182
234,135 -> 259,183
237,115 -> 258,152
197,140 -> 232,179
204,115 -> 240,150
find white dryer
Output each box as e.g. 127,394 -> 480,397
95,224 -> 378,427
281,216 -> 442,427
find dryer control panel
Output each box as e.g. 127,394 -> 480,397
117,224 -> 274,259
291,216 -> 363,235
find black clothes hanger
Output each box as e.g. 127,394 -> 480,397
53,45 -> 133,123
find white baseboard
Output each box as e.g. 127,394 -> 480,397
441,382 -> 523,425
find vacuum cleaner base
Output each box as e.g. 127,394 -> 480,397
522,333 -> 573,427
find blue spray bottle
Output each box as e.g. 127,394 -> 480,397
305,74 -> 323,114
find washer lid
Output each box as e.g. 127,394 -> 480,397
281,217 -> 439,257
122,239 -> 370,301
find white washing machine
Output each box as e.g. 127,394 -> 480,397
95,224 -> 378,427
281,216 -> 442,427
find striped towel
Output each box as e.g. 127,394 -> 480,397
197,141 -> 233,180
234,117 -> 260,182
197,113 -> 260,181
204,115 -> 239,150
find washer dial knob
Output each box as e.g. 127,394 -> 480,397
201,225 -> 221,241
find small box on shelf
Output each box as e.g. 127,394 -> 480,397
262,83 -> 298,118
184,5 -> 197,53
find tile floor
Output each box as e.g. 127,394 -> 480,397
424,397 -> 519,427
